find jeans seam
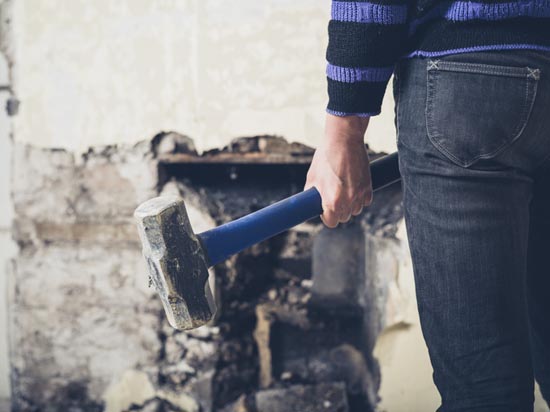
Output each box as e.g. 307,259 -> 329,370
394,65 -> 402,146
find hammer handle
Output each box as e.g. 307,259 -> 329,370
199,152 -> 400,267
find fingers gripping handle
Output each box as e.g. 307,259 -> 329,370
198,152 -> 400,267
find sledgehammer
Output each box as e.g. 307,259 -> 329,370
134,152 -> 400,330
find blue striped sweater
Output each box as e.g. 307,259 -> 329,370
326,0 -> 550,117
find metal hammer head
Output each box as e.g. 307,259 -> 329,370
134,196 -> 216,330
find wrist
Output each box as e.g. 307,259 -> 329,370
325,113 -> 369,143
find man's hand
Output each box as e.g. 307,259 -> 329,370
305,114 -> 373,228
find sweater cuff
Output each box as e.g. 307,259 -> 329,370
326,76 -> 390,117
325,62 -> 393,116
326,109 -> 379,118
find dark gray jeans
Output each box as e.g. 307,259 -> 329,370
395,50 -> 550,412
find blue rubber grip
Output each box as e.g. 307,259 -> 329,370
198,152 -> 400,267
199,187 -> 322,267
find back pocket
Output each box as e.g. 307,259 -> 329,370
426,59 -> 540,167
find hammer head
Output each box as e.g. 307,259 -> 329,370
134,196 -> 216,330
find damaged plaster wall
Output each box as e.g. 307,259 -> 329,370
5,136 -> 422,412
8,137 -> 288,412
10,142 -> 159,411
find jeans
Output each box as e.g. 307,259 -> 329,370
395,50 -> 550,412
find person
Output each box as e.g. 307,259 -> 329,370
304,1 -> 550,411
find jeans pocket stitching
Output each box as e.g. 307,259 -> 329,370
425,63 -> 539,168
432,60 -> 540,79
425,69 -> 470,166
512,76 -> 538,143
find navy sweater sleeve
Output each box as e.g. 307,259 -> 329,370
326,0 -> 410,117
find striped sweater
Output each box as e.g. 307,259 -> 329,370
326,0 -> 550,117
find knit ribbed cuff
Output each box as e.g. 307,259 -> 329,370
326,109 -> 378,117
326,77 -> 389,117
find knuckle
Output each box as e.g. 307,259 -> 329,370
325,195 -> 341,211
333,196 -> 349,212
323,201 -> 336,213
